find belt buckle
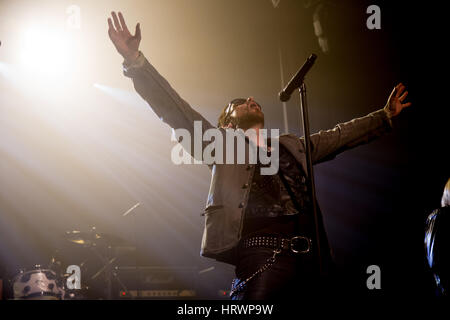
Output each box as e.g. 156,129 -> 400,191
290,236 -> 311,254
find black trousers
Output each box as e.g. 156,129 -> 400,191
231,247 -> 325,300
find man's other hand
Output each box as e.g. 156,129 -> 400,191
384,83 -> 412,118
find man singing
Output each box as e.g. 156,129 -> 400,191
107,11 -> 411,300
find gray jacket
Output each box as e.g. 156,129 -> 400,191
123,52 -> 393,265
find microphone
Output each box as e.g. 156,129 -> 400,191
279,53 -> 317,102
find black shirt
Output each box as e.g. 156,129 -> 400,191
242,144 -> 313,238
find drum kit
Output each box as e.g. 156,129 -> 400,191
12,268 -> 65,300
9,227 -> 135,300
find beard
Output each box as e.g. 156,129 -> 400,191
235,111 -> 264,130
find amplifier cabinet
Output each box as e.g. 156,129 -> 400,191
114,266 -> 198,299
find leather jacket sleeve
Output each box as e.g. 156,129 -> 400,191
122,52 -> 215,161
302,108 -> 393,164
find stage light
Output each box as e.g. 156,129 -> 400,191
313,3 -> 330,54
18,26 -> 73,76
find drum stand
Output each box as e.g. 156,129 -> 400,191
90,245 -> 129,299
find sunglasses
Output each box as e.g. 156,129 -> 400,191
224,98 -> 262,120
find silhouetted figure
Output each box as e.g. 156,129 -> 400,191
425,178 -> 450,296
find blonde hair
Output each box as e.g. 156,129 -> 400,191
442,178 -> 450,207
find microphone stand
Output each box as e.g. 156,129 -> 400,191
279,56 -> 322,275
298,82 -> 322,275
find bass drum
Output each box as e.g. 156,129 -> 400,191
12,269 -> 65,300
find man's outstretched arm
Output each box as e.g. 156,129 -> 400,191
107,12 -> 215,158
303,83 -> 412,164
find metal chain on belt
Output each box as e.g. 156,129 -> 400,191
230,248 -> 282,298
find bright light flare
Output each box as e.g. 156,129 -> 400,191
0,61 -> 12,78
18,27 -> 73,76
93,83 -> 150,110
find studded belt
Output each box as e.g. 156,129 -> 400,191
241,235 -> 312,254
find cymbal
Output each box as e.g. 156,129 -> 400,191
63,230 -> 128,247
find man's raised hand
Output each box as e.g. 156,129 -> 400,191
384,83 -> 412,118
108,11 -> 141,63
